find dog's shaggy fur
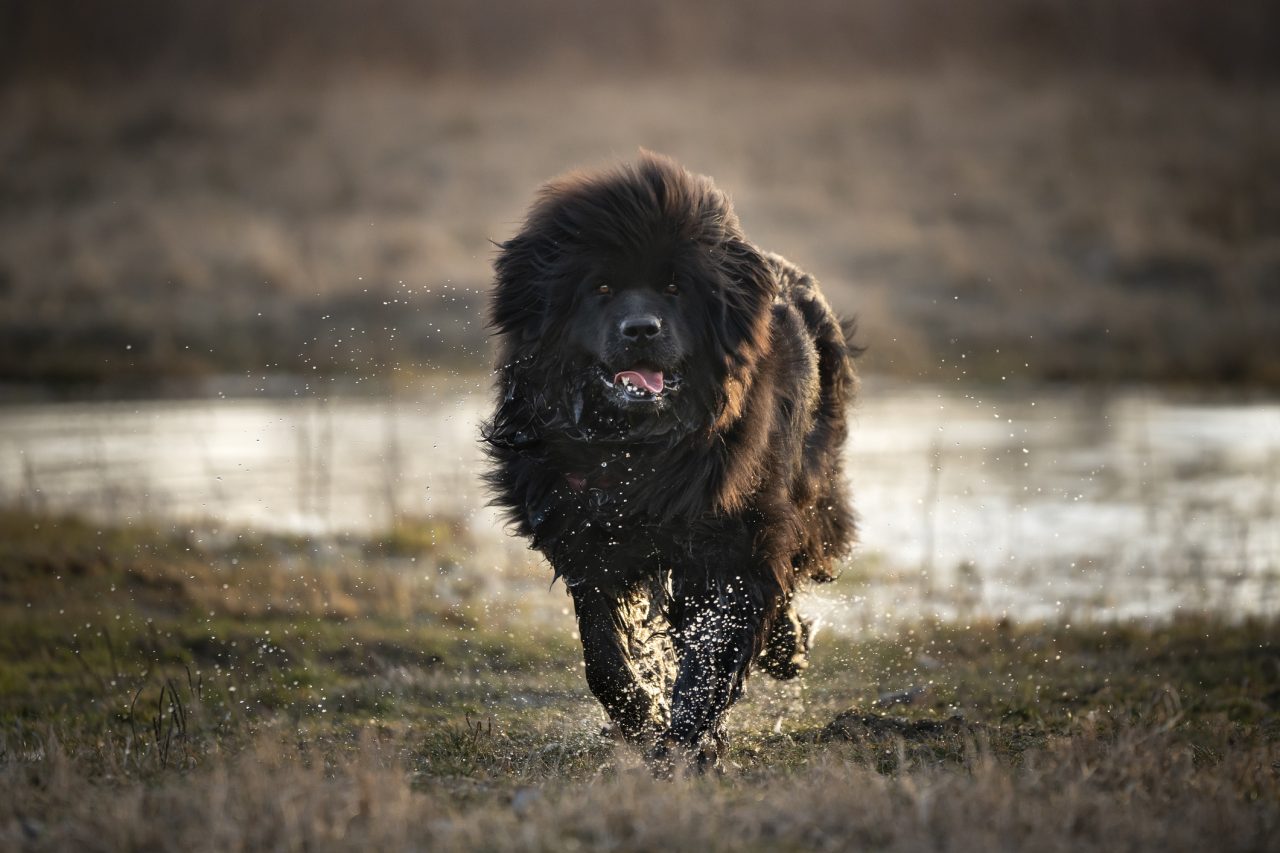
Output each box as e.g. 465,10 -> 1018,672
483,153 -> 857,768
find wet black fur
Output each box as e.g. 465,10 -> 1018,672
482,153 -> 857,767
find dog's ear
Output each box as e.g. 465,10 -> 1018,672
491,231 -> 558,342
711,239 -> 777,369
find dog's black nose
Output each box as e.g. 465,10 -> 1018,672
620,315 -> 662,340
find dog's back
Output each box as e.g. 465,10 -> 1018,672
765,252 -> 859,582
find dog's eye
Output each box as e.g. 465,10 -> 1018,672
665,283 -> 679,295
595,284 -> 611,295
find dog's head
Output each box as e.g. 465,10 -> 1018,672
490,152 -> 776,439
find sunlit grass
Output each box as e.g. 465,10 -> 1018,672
1,507 -> 1277,850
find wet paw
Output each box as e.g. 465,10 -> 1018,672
757,608 -> 812,680
646,731 -> 726,778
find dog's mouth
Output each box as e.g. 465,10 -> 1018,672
598,366 -> 682,404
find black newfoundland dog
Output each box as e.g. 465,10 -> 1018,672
483,152 -> 857,770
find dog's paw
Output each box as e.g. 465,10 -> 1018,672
757,609 -> 812,680
646,731 -> 727,778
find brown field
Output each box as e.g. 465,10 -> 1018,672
3,55 -> 1279,386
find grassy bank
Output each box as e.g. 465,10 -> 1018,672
3,72 -> 1279,388
1,508 -> 1277,850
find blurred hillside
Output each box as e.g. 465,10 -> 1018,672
1,1 -> 1278,387
6,1 -> 1279,83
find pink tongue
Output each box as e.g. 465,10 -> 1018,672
613,369 -> 664,394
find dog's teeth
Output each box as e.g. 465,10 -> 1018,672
613,372 -> 660,400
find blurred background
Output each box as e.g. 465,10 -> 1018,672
3,0 -> 1279,386
3,8 -> 1279,839
1,0 -> 1278,625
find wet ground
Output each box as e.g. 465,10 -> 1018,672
2,377 -> 1276,629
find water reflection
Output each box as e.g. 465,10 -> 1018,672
1,380 -> 1276,628
836,383 -> 1279,628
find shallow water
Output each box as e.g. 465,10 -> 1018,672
1,379 -> 1276,628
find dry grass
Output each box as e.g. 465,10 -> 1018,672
3,721 -> 1277,852
0,508 -> 1278,850
2,71 -> 1278,386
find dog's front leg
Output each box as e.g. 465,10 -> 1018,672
570,583 -> 669,743
660,582 -> 769,770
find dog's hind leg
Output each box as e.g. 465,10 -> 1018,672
756,599 -> 812,680
571,583 -> 673,743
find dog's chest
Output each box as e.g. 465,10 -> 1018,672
556,465 -> 753,569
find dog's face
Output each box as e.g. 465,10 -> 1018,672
491,153 -> 777,438
562,240 -> 699,412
